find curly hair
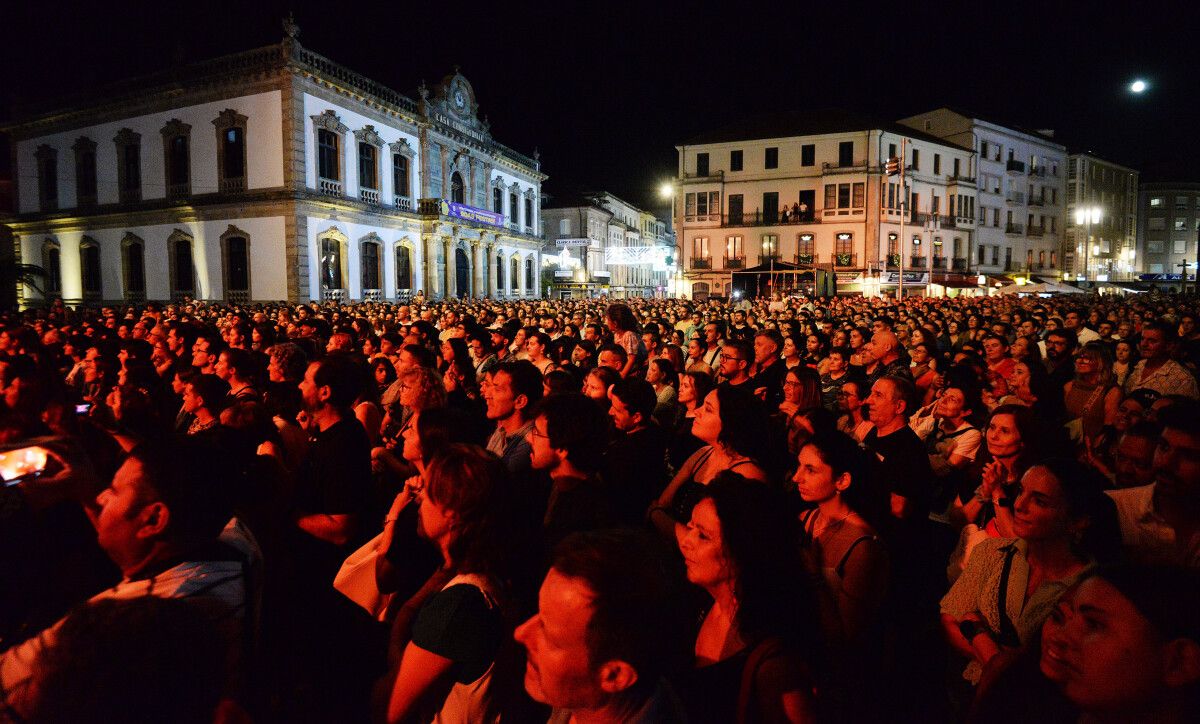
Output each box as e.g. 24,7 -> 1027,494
400,366 -> 447,412
714,386 -> 769,461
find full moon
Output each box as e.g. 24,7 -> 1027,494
1130,79 -> 1147,93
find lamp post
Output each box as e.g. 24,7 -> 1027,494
1074,205 -> 1102,281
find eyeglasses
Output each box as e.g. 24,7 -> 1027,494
529,426 -> 550,440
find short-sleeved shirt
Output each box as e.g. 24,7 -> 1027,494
411,583 -> 504,685
862,426 -> 934,515
294,417 -> 372,517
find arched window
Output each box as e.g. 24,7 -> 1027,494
79,238 -> 102,301
161,119 -> 191,198
451,172 -> 465,204
361,236 -> 382,293
169,231 -> 196,299
493,187 -> 503,214
525,257 -> 534,292
41,240 -> 62,297
510,256 -> 520,295
318,231 -> 348,296
114,128 -> 141,203
213,109 -> 248,192
396,244 -> 413,292
121,234 -> 146,301
221,227 -> 251,303
509,192 -> 519,227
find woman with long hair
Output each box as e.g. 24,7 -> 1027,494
668,370 -> 717,473
777,366 -> 824,457
1111,338 -> 1137,388
646,357 -> 679,424
604,303 -> 641,378
650,386 -> 770,541
674,475 -> 820,723
780,335 -> 805,371
1063,342 -> 1122,448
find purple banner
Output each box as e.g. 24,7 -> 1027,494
440,200 -> 504,227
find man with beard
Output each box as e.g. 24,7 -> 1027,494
1043,328 -> 1078,390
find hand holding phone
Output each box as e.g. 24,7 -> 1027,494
0,445 -> 50,486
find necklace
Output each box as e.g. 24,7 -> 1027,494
812,508 -> 854,539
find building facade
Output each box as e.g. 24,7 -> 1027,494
675,110 -> 978,299
1066,154 -> 1139,280
898,109 -> 1067,282
3,23 -> 545,307
541,192 -> 671,299
1138,181 -> 1200,278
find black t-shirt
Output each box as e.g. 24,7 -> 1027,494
295,417 -> 373,519
862,426 -> 934,516
752,359 -> 786,407
602,424 -> 668,526
411,583 -> 503,685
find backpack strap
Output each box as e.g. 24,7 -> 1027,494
995,545 -> 1022,648
736,637 -> 785,723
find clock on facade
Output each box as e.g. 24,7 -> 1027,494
453,89 -> 466,111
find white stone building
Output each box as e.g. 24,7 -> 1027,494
1066,154 -> 1138,280
898,109 -> 1067,282
675,110 -> 978,299
4,22 -> 545,307
539,194 -> 615,298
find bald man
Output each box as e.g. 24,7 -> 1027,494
861,329 -> 912,391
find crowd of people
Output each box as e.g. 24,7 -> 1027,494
0,289 -> 1199,723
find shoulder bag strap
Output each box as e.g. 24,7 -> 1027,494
736,637 -> 784,724
995,545 -> 1022,648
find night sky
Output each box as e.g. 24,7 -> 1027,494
4,0 -> 1199,211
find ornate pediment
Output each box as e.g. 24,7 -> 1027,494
311,110 -> 349,134
161,118 -> 192,138
354,125 -> 384,147
390,138 -> 415,157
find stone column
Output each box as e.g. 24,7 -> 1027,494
472,240 -> 484,298
443,236 -> 455,300
422,234 -> 437,298
517,252 -> 527,298
485,242 -> 496,298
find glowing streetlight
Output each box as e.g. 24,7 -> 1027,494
658,183 -> 674,199
1074,206 -> 1103,280
1130,79 -> 1148,94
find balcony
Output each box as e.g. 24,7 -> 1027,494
952,258 -> 968,271
834,253 -> 857,268
418,198 -> 442,215
721,210 -> 818,227
166,183 -> 190,200
219,177 -> 245,193
938,215 -> 958,228
394,196 -> 413,211
932,257 -> 947,269
886,253 -> 901,268
691,258 -> 712,270
1028,195 -> 1045,207
795,253 -> 815,265
910,211 -> 928,224
318,177 -> 342,196
321,288 -> 346,303
911,255 -> 928,267
682,170 -> 724,181
363,289 -> 383,302
226,290 -> 250,305
1029,166 -> 1047,177
360,187 -> 381,205
1006,160 -> 1026,174
1006,192 -> 1026,205
949,173 -> 977,184
724,257 -> 746,269
822,160 -> 869,174
1005,223 -> 1025,235
1028,225 -> 1045,237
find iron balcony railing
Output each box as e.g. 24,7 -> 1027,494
723,211 -> 817,227
724,257 -> 746,269
795,253 -> 815,265
1005,223 -> 1025,235
1006,192 -> 1026,205
691,258 -> 712,269
834,253 -> 857,267
1007,160 -> 1026,173
952,258 -> 968,271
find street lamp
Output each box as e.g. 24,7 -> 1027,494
658,183 -> 674,200
1074,206 -> 1102,280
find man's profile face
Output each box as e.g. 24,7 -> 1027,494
597,351 -> 621,371
94,458 -> 155,567
866,379 -> 900,427
527,415 -> 557,471
484,370 -> 519,421
608,392 -> 638,432
514,568 -> 605,710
